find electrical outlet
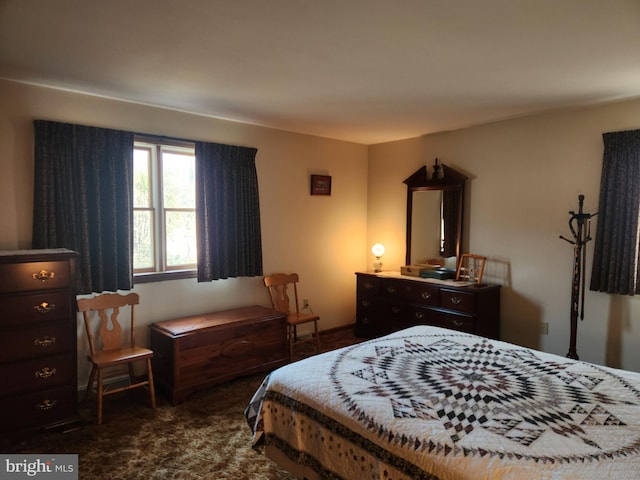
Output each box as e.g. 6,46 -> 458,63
540,322 -> 549,335
303,298 -> 310,309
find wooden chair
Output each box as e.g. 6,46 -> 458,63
77,292 -> 156,424
264,273 -> 320,357
456,254 -> 486,284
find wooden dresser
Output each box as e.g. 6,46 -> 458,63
0,249 -> 80,435
149,305 -> 288,405
355,272 -> 500,339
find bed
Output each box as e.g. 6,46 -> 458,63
245,325 -> 640,479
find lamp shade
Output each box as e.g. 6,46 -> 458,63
371,243 -> 385,257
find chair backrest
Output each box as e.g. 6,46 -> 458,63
456,254 -> 486,284
263,273 -> 301,316
77,292 -> 140,355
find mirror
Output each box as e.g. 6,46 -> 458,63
404,160 -> 466,266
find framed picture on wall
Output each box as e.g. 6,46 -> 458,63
310,175 -> 332,195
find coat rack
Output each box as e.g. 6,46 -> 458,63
559,195 -> 597,360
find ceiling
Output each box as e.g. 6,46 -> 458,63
1,0 -> 639,145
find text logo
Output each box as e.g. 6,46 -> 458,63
0,455 -> 78,479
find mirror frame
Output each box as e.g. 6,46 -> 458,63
404,161 -> 467,266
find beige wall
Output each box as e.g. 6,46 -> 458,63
0,79 -> 369,384
3,77 -> 640,380
368,99 -> 640,371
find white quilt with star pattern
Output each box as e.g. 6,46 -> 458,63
245,326 -> 640,479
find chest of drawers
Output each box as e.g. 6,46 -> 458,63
149,305 -> 288,405
355,272 -> 500,339
0,249 -> 79,435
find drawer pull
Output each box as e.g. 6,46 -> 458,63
453,319 -> 464,328
421,292 -> 431,300
34,302 -> 56,314
35,367 -> 57,379
414,311 -> 425,319
391,306 -> 401,314
450,296 -> 462,305
32,269 -> 55,282
361,299 -> 371,307
34,336 -> 57,347
386,286 -> 397,294
36,399 -> 58,411
364,281 -> 374,290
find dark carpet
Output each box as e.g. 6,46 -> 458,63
5,327 -> 363,479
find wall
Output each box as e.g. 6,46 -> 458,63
3,77 -> 640,380
0,79 -> 369,384
368,98 -> 640,372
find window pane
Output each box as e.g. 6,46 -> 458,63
133,148 -> 151,208
162,151 -> 195,209
134,209 -> 154,270
165,210 -> 196,267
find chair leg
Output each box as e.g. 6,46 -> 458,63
97,369 -> 104,425
146,358 -> 156,409
288,324 -> 294,358
314,320 -> 320,353
128,363 -> 136,384
84,365 -> 97,406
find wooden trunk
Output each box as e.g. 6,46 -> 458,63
149,305 -> 288,405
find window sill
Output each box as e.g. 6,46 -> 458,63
134,269 -> 197,284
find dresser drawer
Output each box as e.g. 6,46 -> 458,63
380,278 -> 439,306
440,289 -> 476,313
0,322 -> 73,362
0,353 -> 74,395
403,281 -> 439,306
0,260 -> 72,293
404,306 -> 472,332
0,291 -> 73,327
0,385 -> 77,433
429,310 -> 474,333
357,275 -> 380,297
354,310 -> 391,338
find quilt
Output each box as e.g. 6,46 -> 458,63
245,326 -> 640,479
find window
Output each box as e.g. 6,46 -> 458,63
133,138 -> 197,277
33,120 -> 262,292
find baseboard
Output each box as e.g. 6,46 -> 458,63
320,323 -> 356,335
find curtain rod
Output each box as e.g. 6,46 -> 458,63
134,132 -> 195,147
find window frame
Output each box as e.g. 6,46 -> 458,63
133,135 -> 198,284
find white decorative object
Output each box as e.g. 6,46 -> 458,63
371,243 -> 385,272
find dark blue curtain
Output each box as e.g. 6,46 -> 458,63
33,120 -> 134,294
195,141 -> 263,281
590,129 -> 640,295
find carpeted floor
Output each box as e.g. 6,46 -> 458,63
5,327 -> 363,479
